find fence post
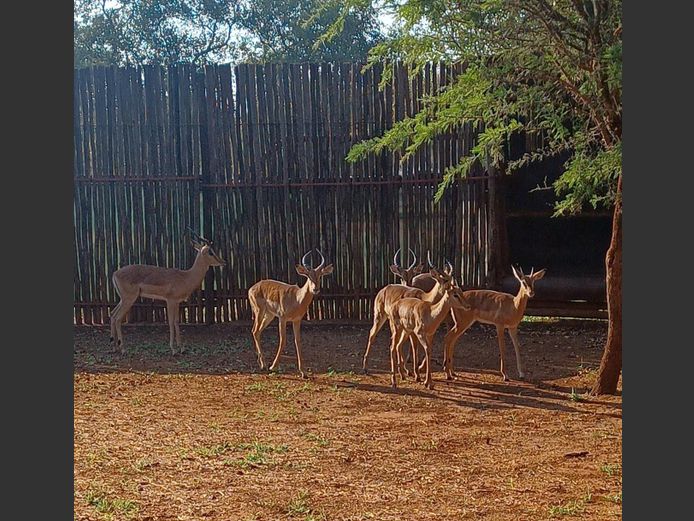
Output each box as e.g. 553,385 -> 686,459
199,66 -> 215,324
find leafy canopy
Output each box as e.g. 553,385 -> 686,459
74,0 -> 383,67
326,0 -> 622,215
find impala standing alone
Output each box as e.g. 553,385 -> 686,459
110,230 -> 225,355
248,249 -> 333,378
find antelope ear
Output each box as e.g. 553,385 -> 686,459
321,264 -> 334,275
296,264 -> 309,276
532,268 -> 547,281
389,264 -> 401,276
413,262 -> 425,274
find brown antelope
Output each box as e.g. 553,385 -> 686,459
362,265 -> 454,378
398,251 -> 454,369
441,265 -> 547,381
248,249 -> 333,378
110,230 -> 225,355
387,284 -> 471,390
389,247 -> 425,285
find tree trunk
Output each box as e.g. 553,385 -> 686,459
591,175 -> 622,395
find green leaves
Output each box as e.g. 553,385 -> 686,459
554,142 -> 622,216
330,0 -> 622,212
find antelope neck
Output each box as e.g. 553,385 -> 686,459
513,288 -> 530,315
297,278 -> 315,306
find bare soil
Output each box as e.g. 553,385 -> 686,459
74,319 -> 621,521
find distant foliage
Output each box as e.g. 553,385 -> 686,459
74,0 -> 383,67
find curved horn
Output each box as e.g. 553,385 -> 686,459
393,247 -> 402,268
444,258 -> 454,275
315,248 -> 326,270
427,250 -> 435,269
187,226 -> 201,241
407,248 -> 417,270
530,266 -> 535,277
301,250 -> 312,269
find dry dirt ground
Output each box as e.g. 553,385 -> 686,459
74,319 -> 621,521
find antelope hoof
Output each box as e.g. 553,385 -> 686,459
414,374 -> 421,383
502,374 -> 509,382
518,374 -> 525,381
300,371 -> 307,379
362,367 -> 369,375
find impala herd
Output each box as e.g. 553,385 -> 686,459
110,232 -> 545,390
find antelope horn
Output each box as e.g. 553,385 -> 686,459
407,248 -> 417,270
444,258 -> 453,275
187,226 -> 201,241
316,248 -> 326,270
427,250 -> 435,269
393,247 -> 402,268
530,266 -> 535,277
301,250 -> 312,269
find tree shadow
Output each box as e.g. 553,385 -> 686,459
74,322 -> 615,412
352,376 -> 620,418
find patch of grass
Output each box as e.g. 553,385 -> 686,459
195,441 -> 234,458
225,441 -> 289,470
287,490 -> 311,516
286,490 -> 326,520
132,457 -> 155,472
86,488 -> 139,519
245,382 -> 268,393
304,432 -> 330,448
521,316 -> 560,323
600,463 -> 621,477
606,492 -> 622,504
569,388 -> 586,402
326,367 -> 358,380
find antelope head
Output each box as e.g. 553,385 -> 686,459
389,247 -> 424,285
426,251 -> 455,292
189,228 -> 225,267
511,265 -> 547,298
296,249 -> 334,295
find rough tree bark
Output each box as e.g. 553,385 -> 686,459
591,174 -> 622,395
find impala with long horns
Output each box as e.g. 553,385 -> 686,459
248,249 -> 333,378
110,229 -> 225,355
441,265 -> 547,381
387,283 -> 470,390
389,247 -> 424,286
363,257 -> 455,378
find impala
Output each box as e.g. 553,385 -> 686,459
389,247 -> 424,286
441,265 -> 547,381
362,264 -> 454,378
248,249 -> 333,378
110,230 -> 225,355
387,284 -> 470,390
